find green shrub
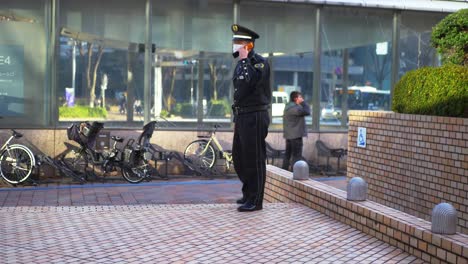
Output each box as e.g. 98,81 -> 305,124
208,99 -> 231,117
59,106 -> 108,118
431,9 -> 468,66
160,109 -> 170,118
393,64 -> 468,117
172,103 -> 193,117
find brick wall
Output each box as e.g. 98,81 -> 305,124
347,111 -> 468,235
264,166 -> 468,264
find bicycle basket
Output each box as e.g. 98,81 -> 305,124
67,124 -> 85,145
82,122 -> 104,148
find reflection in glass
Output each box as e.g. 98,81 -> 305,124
58,0 -> 145,123
240,2 -> 316,130
321,7 -> 393,128
0,0 -> 47,126
399,11 -> 445,76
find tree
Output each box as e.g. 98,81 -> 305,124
431,8 -> 468,66
79,42 -> 104,107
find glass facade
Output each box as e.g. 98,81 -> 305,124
239,1 -> 316,130
58,0 -> 146,123
151,0 -> 233,128
321,7 -> 393,128
0,0 -> 49,127
0,0 -> 450,131
399,11 -> 446,76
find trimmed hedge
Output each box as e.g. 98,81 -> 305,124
173,103 -> 193,117
392,64 -> 468,117
431,8 -> 468,66
59,106 -> 108,118
208,99 -> 231,117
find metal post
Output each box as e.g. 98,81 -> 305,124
312,7 -> 322,131
144,0 -> 152,123
233,0 -> 240,24
341,48 -> 349,127
390,11 -> 401,110
47,0 -> 59,127
197,52 -> 205,124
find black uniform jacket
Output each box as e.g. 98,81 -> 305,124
232,50 -> 271,109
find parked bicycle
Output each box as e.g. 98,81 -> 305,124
60,121 -> 151,184
183,124 -> 233,172
0,129 -> 36,184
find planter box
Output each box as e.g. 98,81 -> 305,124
347,111 -> 468,235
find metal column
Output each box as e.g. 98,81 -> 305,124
47,0 -> 59,127
312,7 -> 322,131
233,0 -> 240,24
390,11 -> 401,110
144,0 -> 152,123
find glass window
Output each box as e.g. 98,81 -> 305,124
321,7 -> 393,129
0,0 -> 48,127
399,11 -> 446,75
58,0 -> 146,124
151,0 -> 233,128
240,1 -> 316,130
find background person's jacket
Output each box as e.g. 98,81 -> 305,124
283,101 -> 311,139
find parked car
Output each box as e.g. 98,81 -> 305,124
321,104 -> 340,120
272,91 -> 288,117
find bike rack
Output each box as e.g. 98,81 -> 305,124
35,154 -> 86,184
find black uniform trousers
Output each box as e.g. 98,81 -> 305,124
232,110 -> 270,206
282,137 -> 303,171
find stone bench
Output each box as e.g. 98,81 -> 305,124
264,165 -> 468,264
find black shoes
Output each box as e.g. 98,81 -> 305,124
236,197 -> 247,204
237,202 -> 262,212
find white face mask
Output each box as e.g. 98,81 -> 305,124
232,44 -> 244,53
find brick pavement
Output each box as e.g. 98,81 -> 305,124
0,180 -> 242,207
0,179 -> 426,263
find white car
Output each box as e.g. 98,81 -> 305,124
271,91 -> 288,117
321,104 -> 340,120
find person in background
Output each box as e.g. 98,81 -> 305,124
282,91 -> 310,171
119,94 -> 127,114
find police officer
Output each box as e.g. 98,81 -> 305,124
231,24 -> 271,212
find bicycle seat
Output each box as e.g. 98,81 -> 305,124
111,136 -> 124,143
11,129 -> 23,138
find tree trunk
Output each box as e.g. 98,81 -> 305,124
167,68 -> 177,110
90,46 -> 104,108
209,63 -> 218,100
87,43 -> 94,107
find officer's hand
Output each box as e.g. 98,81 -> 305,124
238,45 -> 249,59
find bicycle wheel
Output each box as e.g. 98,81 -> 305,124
61,148 -> 89,180
0,145 -> 35,184
184,140 -> 216,169
121,153 -> 150,184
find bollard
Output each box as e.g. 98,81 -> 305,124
293,160 -> 309,180
347,177 -> 367,201
432,203 -> 457,235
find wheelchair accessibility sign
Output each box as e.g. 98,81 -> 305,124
357,127 -> 366,148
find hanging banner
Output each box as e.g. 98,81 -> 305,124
0,45 -> 24,116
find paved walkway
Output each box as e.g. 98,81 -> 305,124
0,179 -> 425,263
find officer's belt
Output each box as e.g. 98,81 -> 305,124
232,104 -> 269,115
